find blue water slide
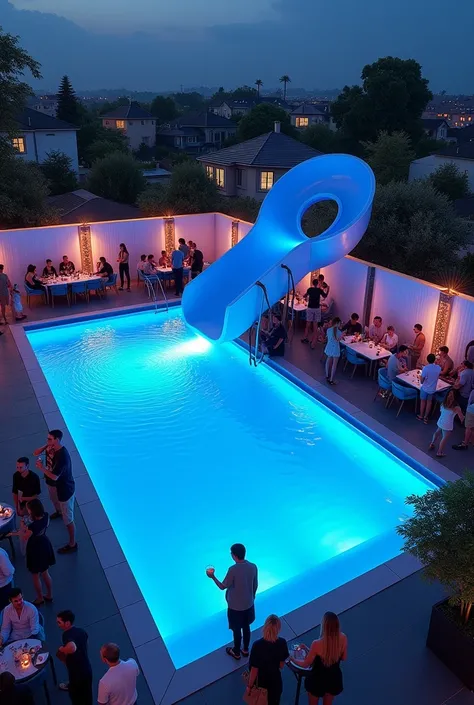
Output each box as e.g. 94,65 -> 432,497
182,154 -> 375,343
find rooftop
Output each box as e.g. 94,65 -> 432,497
15,107 -> 77,131
101,101 -> 153,120
291,103 -> 326,116
434,143 -> 474,160
173,112 -> 236,128
197,130 -> 322,168
421,118 -> 449,129
47,189 -> 142,224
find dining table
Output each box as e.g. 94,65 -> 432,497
286,644 -> 312,705
396,370 -> 452,393
0,639 -> 49,683
40,273 -> 104,304
341,337 -> 392,378
0,503 -> 15,531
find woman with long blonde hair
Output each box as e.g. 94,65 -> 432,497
291,612 -> 347,704
246,614 -> 289,705
430,390 -> 464,457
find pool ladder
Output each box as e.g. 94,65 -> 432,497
249,281 -> 272,367
143,274 -> 168,313
281,264 -> 295,332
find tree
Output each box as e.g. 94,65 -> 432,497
150,95 -> 178,124
363,131 -> 415,185
255,79 -> 263,98
397,473 -> 474,624
99,96 -> 130,115
238,103 -> 296,141
279,75 -> 291,101
220,196 -> 261,223
231,85 -> 257,100
57,75 -> 82,126
87,152 -> 146,204
138,162 -> 220,215
301,124 -> 341,153
352,180 -> 470,281
77,121 -> 128,167
428,163 -> 470,202
85,138 -> 128,165
331,57 -> 432,143
0,26 -> 41,134
40,150 -> 78,195
173,91 -> 205,112
0,141 -> 54,228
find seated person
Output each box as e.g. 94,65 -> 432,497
59,255 -> 75,275
386,345 -> 408,382
12,457 -> 40,518
24,265 -> 46,292
437,345 -> 454,378
0,671 -> 35,705
465,340 -> 474,366
96,257 -> 113,279
0,588 -> 44,646
368,316 -> 384,344
158,251 -> 169,267
380,325 -> 398,352
137,254 -> 147,271
143,255 -> 158,276
261,314 -> 287,357
42,259 -> 57,278
342,313 -> 363,336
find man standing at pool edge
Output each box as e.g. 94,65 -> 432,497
206,543 -> 258,660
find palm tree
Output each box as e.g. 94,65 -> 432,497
255,79 -> 263,98
279,75 -> 291,101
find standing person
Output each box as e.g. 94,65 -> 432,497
98,643 -> 139,705
35,430 -> 77,554
171,246 -> 185,297
453,388 -> 474,451
11,499 -> 55,606
206,543 -> 258,661
33,439 -> 60,519
0,548 -> 14,610
56,610 -> 93,705
430,391 -> 464,458
117,243 -> 131,292
408,323 -> 425,369
246,615 -> 289,705
0,588 -> 44,645
453,360 -> 474,412
301,278 -> 328,348
12,457 -> 41,518
191,247 -> 204,279
417,353 -> 442,423
0,264 -> 12,325
11,284 -> 27,321
178,238 -> 190,260
291,612 -> 347,705
324,318 -> 343,386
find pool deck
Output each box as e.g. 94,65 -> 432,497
1,290 -> 473,705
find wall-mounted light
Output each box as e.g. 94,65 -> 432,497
164,217 -> 175,254
78,223 -> 93,273
231,221 -> 239,247
431,291 -> 454,353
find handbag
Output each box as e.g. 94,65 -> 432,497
242,670 -> 268,705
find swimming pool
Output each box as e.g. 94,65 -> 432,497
26,307 -> 434,668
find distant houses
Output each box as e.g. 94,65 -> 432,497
5,108 -> 79,172
101,101 -> 156,151
158,112 -> 237,153
409,143 -> 474,190
421,118 -> 450,142
208,96 -> 292,119
28,94 -> 58,118
197,121 -> 321,200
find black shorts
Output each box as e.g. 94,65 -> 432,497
228,605 -> 255,631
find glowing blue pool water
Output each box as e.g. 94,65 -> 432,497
27,308 -> 434,668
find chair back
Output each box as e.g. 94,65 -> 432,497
107,273 -> 117,286
71,281 -> 88,293
24,283 -> 42,295
346,348 -> 364,364
87,279 -> 105,292
137,269 -> 146,282
377,367 -> 391,390
391,380 -> 417,400
51,284 -> 68,296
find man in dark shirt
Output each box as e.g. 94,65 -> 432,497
342,312 -> 363,336
191,249 -> 204,279
12,457 -> 41,517
56,609 -> 93,705
35,429 -> 77,554
59,256 -> 75,275
178,237 -> 190,260
301,278 -> 329,347
262,314 -> 287,358
97,257 -> 113,280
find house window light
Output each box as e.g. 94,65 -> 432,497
116,120 -> 126,129
296,117 -> 309,127
12,137 -> 26,153
260,171 -> 274,191
206,165 -> 214,179
215,168 -> 225,188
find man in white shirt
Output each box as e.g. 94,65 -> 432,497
0,548 -> 14,610
368,316 -> 384,344
0,588 -> 43,645
98,643 -> 139,705
418,353 -> 441,423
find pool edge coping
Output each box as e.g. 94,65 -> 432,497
10,302 -> 459,705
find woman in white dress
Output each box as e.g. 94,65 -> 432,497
430,391 -> 464,458
324,318 -> 343,385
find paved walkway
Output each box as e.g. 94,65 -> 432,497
1,293 -> 472,705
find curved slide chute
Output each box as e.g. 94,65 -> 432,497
182,154 -> 375,343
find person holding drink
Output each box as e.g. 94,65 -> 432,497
245,614 -> 289,705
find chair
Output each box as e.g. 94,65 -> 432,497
389,380 -> 418,417
24,284 -> 46,308
104,273 -> 118,294
0,514 -> 16,559
49,284 -> 70,308
70,280 -> 88,304
87,278 -> 105,300
343,347 -> 368,378
374,367 -> 392,404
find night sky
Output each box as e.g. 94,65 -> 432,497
2,0 -> 473,92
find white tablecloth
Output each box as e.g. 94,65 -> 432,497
0,504 -> 15,530
396,371 -> 452,392
41,274 -> 103,288
341,339 -> 392,362
0,639 -> 48,682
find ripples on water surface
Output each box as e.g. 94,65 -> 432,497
28,308 -> 434,666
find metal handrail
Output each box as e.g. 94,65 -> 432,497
281,264 -> 295,331
249,281 -> 273,367
142,273 -> 168,313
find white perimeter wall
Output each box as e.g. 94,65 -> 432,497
175,213 -> 216,262
322,257 -> 369,321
